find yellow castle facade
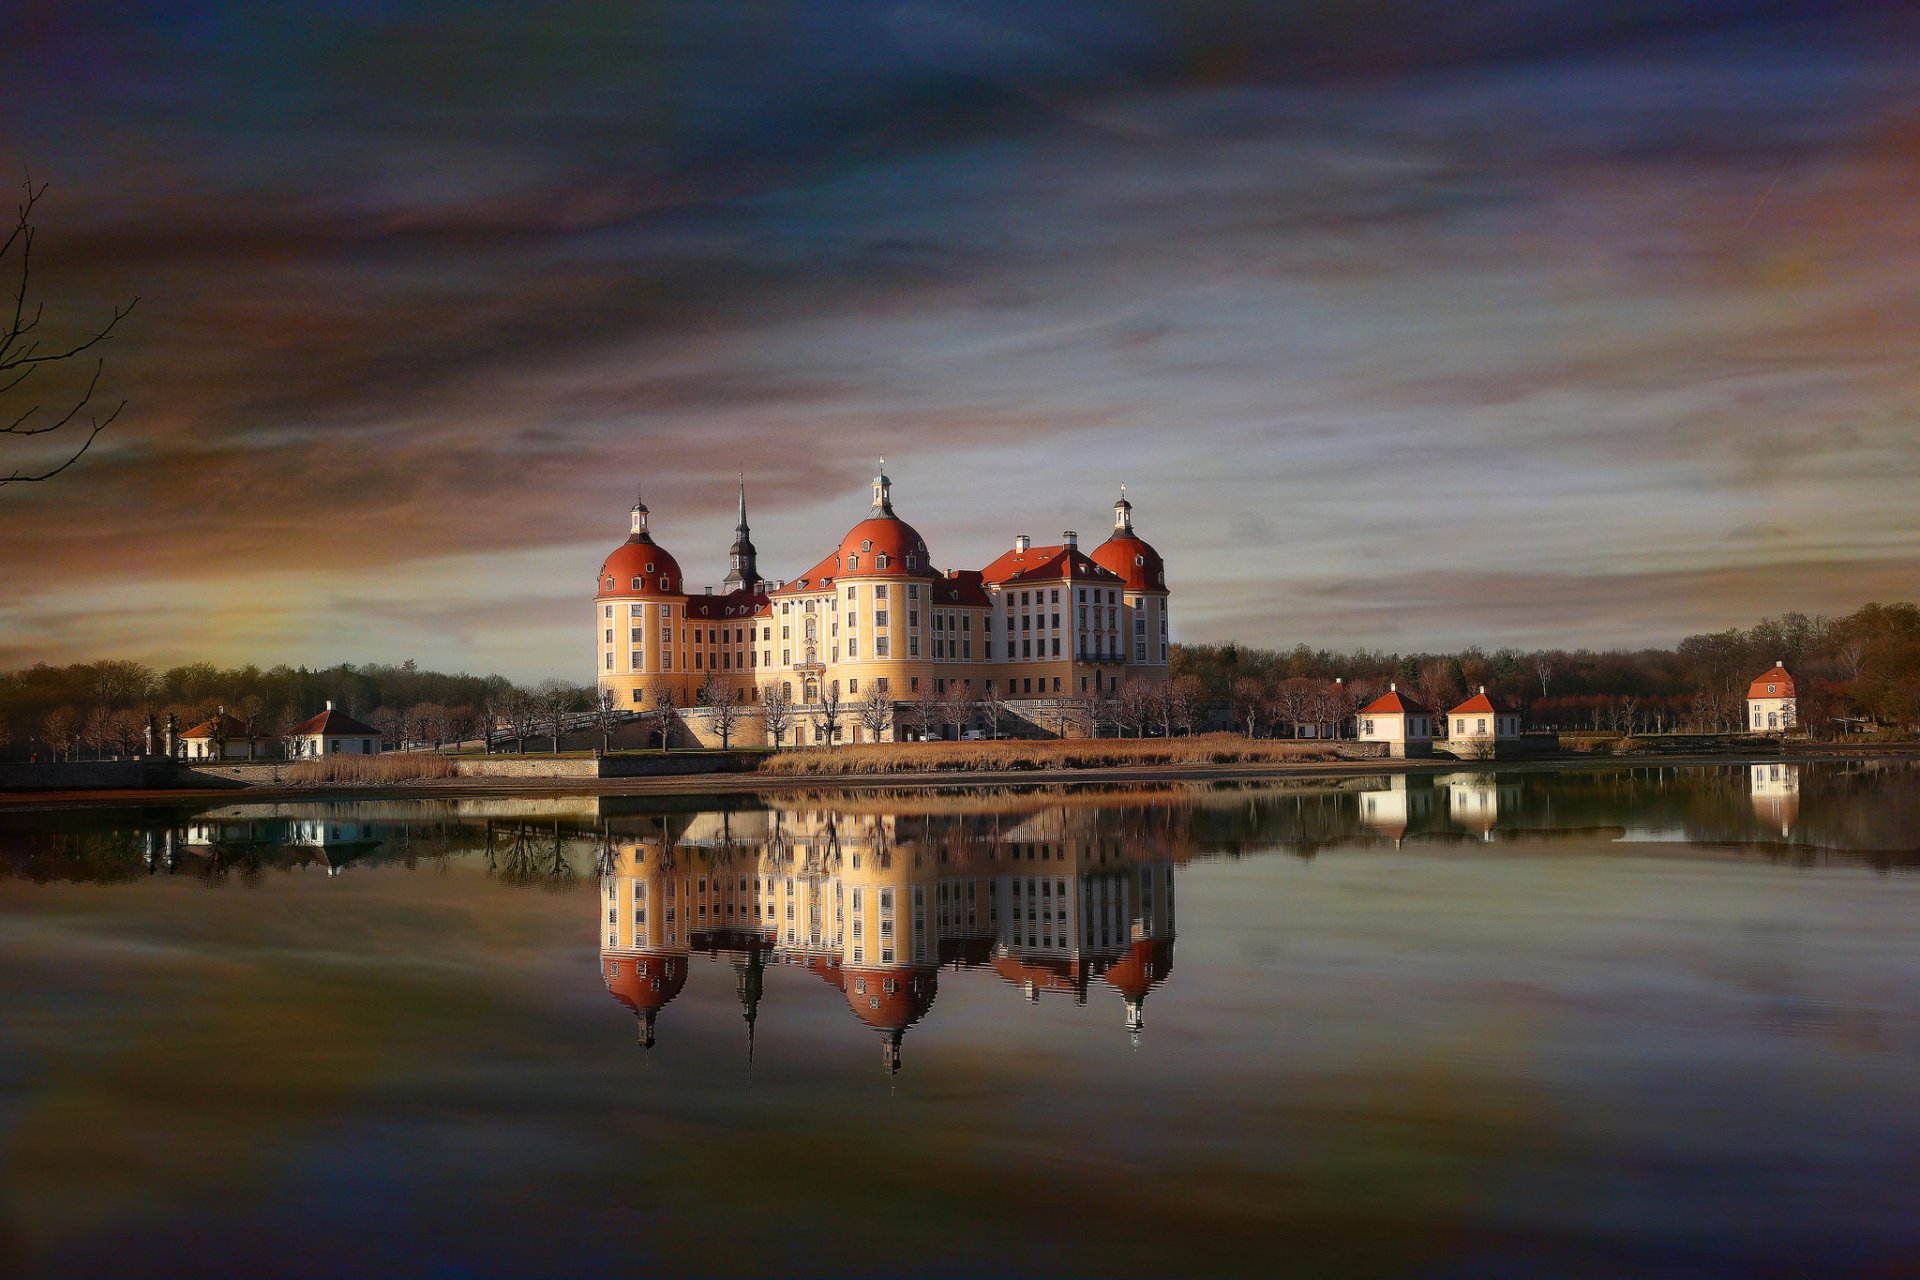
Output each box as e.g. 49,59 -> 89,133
594,468 -> 1171,740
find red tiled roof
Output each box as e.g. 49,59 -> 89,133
1091,532 -> 1166,592
937,569 -> 992,607
178,712 -> 250,740
979,543 -> 1124,588
289,707 -> 381,737
1746,665 -> 1796,699
839,965 -> 938,1032
1360,688 -> 1430,715
1449,689 -> 1514,716
598,535 -> 685,599
684,589 -> 770,619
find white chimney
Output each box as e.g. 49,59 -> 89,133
1015,535 -> 1031,553
1388,682 -> 1396,691
1063,530 -> 1077,549
1479,685 -> 1486,694
326,700 -> 334,711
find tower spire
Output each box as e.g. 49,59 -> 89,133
723,475 -> 760,592
1113,484 -> 1133,534
630,485 -> 652,539
870,459 -> 893,517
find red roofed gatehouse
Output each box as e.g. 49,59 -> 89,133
1356,684 -> 1434,758
1446,686 -> 1521,760
1746,661 -> 1796,733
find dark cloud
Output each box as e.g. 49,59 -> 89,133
1,2 -> 1916,676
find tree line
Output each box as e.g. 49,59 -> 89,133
2,600 -> 1914,758
1172,601 -> 1920,736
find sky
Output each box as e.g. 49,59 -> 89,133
1,1 -> 1916,681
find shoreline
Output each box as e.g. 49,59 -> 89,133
1,744 -> 1913,812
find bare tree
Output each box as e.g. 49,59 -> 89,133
648,685 -> 679,752
1535,653 -> 1556,701
979,682 -> 1007,739
1168,676 -> 1204,736
698,672 -> 743,748
42,705 -> 78,760
238,693 -> 267,759
1269,678 -> 1318,739
2,179 -> 136,487
81,705 -> 111,759
816,683 -> 844,747
504,688 -> 540,753
910,682 -> 944,741
941,682 -> 977,739
853,682 -> 889,745
591,685 -> 621,754
764,682 -> 798,748
1230,676 -> 1268,738
534,680 -> 575,752
275,704 -> 304,758
1837,636 -> 1870,682
1115,680 -> 1154,737
477,694 -> 500,754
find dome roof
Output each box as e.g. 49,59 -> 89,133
1102,937 -> 1175,1001
833,515 -> 934,577
603,951 -> 689,1014
1091,533 -> 1166,593
840,965 -> 938,1033
599,535 -> 684,598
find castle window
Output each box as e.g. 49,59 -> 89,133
905,554 -> 915,570
630,576 -> 641,590
861,539 -> 873,553
848,555 -> 858,569
876,554 -> 889,569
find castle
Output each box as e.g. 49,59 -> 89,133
595,467 -> 1170,741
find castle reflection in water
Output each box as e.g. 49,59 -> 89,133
4,760 -> 1914,1077
596,802 -> 1177,1074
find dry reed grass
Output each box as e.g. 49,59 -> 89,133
760,733 -> 1364,776
283,752 -> 459,784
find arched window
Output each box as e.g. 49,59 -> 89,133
605,576 -> 615,590
848,554 -> 858,569
630,576 -> 641,590
877,554 -> 889,569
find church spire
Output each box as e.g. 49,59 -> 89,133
1113,483 -> 1133,534
723,475 -> 760,592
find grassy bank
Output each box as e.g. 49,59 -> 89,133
283,754 -> 459,784
760,733 -> 1374,776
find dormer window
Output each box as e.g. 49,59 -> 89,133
876,554 -> 889,569
861,539 -> 873,553
848,554 -> 859,569
646,562 -> 655,573
1767,684 -> 1777,693
630,576 -> 642,590
660,577 -> 671,591
605,576 -> 615,590
1134,554 -> 1145,566
906,554 -> 916,570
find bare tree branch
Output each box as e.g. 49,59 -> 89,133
0,176 -> 136,488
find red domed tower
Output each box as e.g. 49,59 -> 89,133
1091,486 -> 1171,679
595,489 -> 696,709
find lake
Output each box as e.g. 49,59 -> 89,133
2,760 -> 1917,1278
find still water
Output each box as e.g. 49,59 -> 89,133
2,761 -> 1917,1278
